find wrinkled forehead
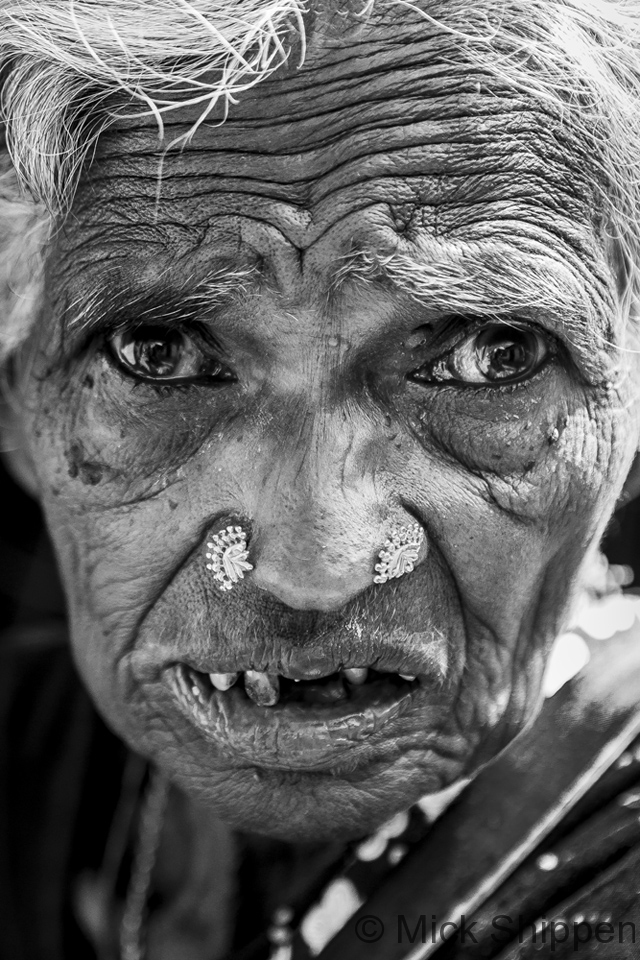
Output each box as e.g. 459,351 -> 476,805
58,0 -> 612,325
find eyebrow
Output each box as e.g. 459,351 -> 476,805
331,238 -> 610,353
62,261 -> 259,345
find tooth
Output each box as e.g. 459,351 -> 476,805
209,672 -> 238,691
400,674 -> 416,681
244,670 -> 280,706
343,667 -> 368,685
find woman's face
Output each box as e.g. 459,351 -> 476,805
7,10 -> 640,840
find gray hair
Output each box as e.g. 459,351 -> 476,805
1,0 -> 640,359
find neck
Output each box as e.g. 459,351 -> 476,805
149,785 -> 347,959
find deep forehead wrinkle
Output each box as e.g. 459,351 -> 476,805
79,5 -> 596,230
61,4 -> 603,284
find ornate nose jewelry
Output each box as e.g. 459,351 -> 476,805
374,522 -> 425,584
206,525 -> 253,591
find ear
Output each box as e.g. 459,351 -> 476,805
0,398 -> 39,500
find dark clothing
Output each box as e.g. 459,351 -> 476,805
0,624 -> 127,960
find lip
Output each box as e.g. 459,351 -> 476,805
168,663 -> 421,770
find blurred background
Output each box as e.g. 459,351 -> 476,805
0,459 -> 65,633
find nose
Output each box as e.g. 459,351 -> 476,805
250,517 -> 378,611
246,419 -> 387,612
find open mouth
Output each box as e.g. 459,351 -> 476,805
168,663 -> 421,770
192,664 -> 417,706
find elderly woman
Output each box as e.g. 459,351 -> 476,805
2,0 -> 640,957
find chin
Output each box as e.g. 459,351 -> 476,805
145,729 -> 472,841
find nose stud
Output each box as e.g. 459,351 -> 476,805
206,525 -> 253,591
206,522 -> 424,592
374,522 -> 425,584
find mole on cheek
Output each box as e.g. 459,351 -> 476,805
66,440 -> 113,486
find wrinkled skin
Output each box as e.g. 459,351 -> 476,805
5,1 -> 640,841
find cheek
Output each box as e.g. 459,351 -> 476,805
407,370 -> 635,535
17,370 -> 248,699
407,372 -> 577,481
396,378 -> 638,663
40,358 -> 237,494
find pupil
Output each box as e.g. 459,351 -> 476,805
477,329 -> 533,381
135,330 -> 182,376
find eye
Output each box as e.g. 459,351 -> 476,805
107,325 -> 234,383
411,322 -> 552,386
